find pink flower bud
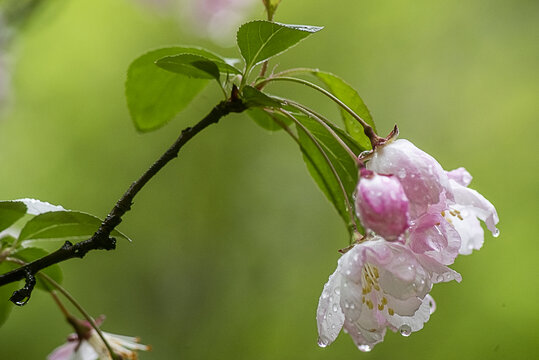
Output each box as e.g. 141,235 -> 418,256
355,169 -> 410,240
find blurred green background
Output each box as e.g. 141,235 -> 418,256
0,0 -> 537,359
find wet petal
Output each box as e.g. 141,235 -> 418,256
316,268 -> 345,347
367,139 -> 452,217
387,294 -> 434,333
343,319 -> 386,352
355,170 -> 410,240
450,180 -> 499,237
446,167 -> 472,186
451,205 -> 485,254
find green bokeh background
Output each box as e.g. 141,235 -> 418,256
1,0 -> 537,359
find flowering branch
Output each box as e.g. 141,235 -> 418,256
0,96 -> 246,300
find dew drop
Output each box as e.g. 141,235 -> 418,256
358,344 -> 372,352
332,304 -> 339,312
397,169 -> 406,179
436,274 -> 444,282
318,337 -> 329,348
334,288 -> 341,295
493,229 -> 500,238
322,291 -> 329,299
428,297 -> 436,315
399,324 -> 412,337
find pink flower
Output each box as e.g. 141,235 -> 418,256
366,139 -> 452,218
317,237 -> 460,351
355,169 -> 410,240
407,194 -> 461,265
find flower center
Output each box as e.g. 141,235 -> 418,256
360,264 -> 394,316
441,208 -> 463,225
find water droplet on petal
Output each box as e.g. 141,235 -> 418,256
399,324 -> 412,337
332,304 -> 339,312
428,297 -> 436,315
334,288 -> 340,295
397,169 -> 406,179
322,291 -> 329,299
436,274 -> 444,282
318,337 -> 329,348
493,229 -> 500,238
358,344 -> 372,352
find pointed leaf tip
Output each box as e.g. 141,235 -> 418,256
237,21 -> 323,72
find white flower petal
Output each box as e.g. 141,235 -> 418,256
450,180 -> 499,237
451,205 -> 485,255
72,341 -> 99,360
387,294 -> 434,333
446,168 -> 473,186
316,268 -> 345,347
417,255 -> 462,283
343,320 -> 386,352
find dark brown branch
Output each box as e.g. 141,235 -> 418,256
0,97 -> 246,297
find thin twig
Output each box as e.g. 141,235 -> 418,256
0,98 -> 246,292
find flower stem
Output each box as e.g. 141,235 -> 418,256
278,109 -> 359,232
257,76 -> 381,147
285,100 -> 359,164
38,272 -> 119,360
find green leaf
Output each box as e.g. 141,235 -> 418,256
295,114 -> 359,231
156,54 -> 220,80
156,53 -> 241,79
126,47 -> 212,132
242,85 -> 283,108
246,108 -> 291,131
12,247 -> 63,291
18,211 -> 130,252
237,21 -> 323,72
0,201 -> 27,232
312,71 -> 376,150
0,263 -> 17,327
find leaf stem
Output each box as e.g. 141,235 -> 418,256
278,109 -> 358,232
256,76 -> 380,146
285,100 -> 359,164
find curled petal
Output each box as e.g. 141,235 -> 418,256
387,294 -> 435,334
446,167 -> 473,187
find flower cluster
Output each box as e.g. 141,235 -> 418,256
317,138 -> 499,351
